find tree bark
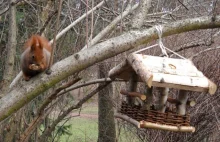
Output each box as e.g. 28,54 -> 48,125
1,1 -> 17,141
131,0 -> 152,29
0,0 -> 17,97
98,62 -> 116,142
1,15 -> 220,122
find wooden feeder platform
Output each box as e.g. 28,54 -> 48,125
109,54 -> 217,94
115,102 -> 195,132
110,54 -> 217,132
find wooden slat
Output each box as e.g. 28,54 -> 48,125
139,121 -> 195,132
152,73 -> 217,94
139,54 -> 203,77
108,54 -> 217,94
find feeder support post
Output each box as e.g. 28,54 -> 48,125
177,90 -> 188,115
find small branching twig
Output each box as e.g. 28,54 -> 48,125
190,46 -> 220,60
47,0 -> 63,73
19,77 -> 80,142
57,78 -> 124,97
38,77 -> 81,115
38,82 -> 111,141
37,10 -> 58,36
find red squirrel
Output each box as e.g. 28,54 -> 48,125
21,35 -> 52,81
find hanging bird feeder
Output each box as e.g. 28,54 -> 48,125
109,53 -> 217,132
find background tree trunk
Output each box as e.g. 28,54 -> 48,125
98,62 -> 116,142
0,0 -> 17,97
0,1 -> 17,141
131,0 -> 152,29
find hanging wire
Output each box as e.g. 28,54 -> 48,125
133,44 -> 158,54
155,25 -> 169,57
155,25 -> 187,59
132,25 -> 188,60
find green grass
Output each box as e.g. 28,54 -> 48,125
58,103 -> 140,142
80,104 -> 98,115
59,117 -> 98,142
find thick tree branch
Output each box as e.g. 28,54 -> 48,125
1,15 -> 220,122
9,0 -> 108,89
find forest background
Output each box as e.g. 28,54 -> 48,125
0,0 -> 219,142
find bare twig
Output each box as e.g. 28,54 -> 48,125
82,2 -> 138,49
47,0 -> 63,72
57,78 -> 124,97
159,40 -> 206,57
115,113 -> 140,128
38,77 -> 81,115
50,0 -> 108,44
177,0 -> 189,10
19,108 -> 51,142
19,77 -> 80,142
37,10 -> 58,35
190,46 -> 220,60
0,0 -> 23,15
38,82 -> 111,141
